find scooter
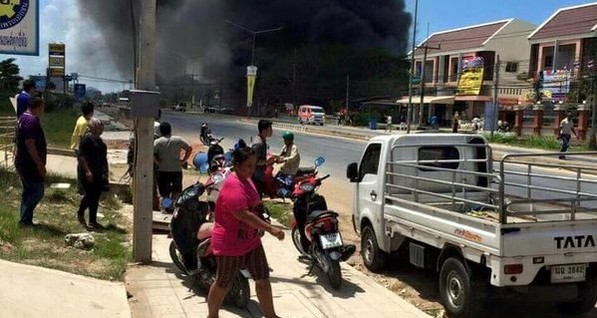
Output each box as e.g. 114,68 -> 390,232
169,173 -> 250,308
200,123 -> 215,146
290,157 -> 356,290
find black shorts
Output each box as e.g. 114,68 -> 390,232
215,245 -> 270,288
157,171 -> 183,197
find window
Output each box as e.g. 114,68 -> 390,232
505,62 -> 518,73
359,144 -> 382,177
544,55 -> 554,69
450,57 -> 459,81
418,146 -> 460,171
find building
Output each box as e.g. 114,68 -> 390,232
401,19 -> 536,128
526,2 -> 597,139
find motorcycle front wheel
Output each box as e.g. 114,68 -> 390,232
227,274 -> 250,308
169,240 -> 188,275
291,225 -> 306,255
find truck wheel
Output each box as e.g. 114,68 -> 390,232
361,225 -> 386,272
439,257 -> 479,318
556,283 -> 597,315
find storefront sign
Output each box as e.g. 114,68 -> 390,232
541,70 -> 569,102
457,57 -> 484,96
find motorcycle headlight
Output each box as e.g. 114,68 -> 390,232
299,183 -> 315,192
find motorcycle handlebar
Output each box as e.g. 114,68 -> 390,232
318,174 -> 331,182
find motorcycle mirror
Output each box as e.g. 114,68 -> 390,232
211,172 -> 225,184
314,156 -> 326,167
161,198 -> 173,209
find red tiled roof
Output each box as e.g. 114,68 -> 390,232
414,20 -> 509,56
529,2 -> 597,41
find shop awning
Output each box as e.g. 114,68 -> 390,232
395,96 -> 455,105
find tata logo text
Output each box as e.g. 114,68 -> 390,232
554,235 -> 596,249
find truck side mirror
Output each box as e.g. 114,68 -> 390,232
346,162 -> 359,183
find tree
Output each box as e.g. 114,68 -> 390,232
0,58 -> 23,95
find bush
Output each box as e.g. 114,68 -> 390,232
525,135 -> 560,150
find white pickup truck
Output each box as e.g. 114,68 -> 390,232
346,134 -> 597,318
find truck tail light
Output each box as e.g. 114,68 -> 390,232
504,264 -> 523,274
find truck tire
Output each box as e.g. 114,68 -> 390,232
556,283 -> 597,315
361,225 -> 386,272
439,257 -> 479,318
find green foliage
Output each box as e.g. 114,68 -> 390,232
264,201 -> 292,227
42,108 -> 78,148
0,58 -> 23,95
525,135 -> 560,150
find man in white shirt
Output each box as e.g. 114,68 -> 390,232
559,112 -> 577,160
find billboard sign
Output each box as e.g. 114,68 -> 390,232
74,83 -> 86,100
48,43 -> 65,76
0,0 -> 39,55
456,57 -> 484,96
541,70 -> 570,102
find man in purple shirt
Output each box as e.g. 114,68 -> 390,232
16,80 -> 36,118
15,98 -> 47,227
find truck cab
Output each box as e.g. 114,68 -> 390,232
298,105 -> 326,125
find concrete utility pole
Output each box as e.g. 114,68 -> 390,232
345,73 -> 350,110
406,0 -> 418,134
490,55 -> 501,140
132,0 -> 156,263
417,44 -> 441,128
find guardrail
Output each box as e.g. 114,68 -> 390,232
0,116 -> 15,168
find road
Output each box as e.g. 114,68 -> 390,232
162,111 -> 597,318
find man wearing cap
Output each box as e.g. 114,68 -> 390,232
276,131 -> 300,176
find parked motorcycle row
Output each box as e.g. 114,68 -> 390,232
169,123 -> 355,305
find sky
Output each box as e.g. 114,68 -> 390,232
405,0 -> 597,45
3,0 -> 597,93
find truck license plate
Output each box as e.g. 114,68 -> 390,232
550,264 -> 586,283
320,233 -> 343,250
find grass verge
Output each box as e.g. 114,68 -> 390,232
0,168 -> 131,281
485,132 -> 592,151
264,200 -> 293,227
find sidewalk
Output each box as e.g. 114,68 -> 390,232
126,232 -> 432,318
0,259 -> 130,318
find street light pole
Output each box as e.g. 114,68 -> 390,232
406,0 -> 418,134
226,20 -> 283,117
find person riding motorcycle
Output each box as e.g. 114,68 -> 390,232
275,132 -> 300,182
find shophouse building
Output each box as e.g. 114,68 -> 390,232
526,2 -> 597,139
401,19 -> 536,128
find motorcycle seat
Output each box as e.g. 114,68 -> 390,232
306,210 -> 338,224
296,167 -> 316,177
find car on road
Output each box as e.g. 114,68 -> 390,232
298,105 -> 326,125
171,102 -> 187,112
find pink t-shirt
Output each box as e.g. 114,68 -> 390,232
211,172 -> 262,256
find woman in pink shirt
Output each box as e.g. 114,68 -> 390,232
207,147 -> 285,318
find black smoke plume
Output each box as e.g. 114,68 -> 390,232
77,1 -> 411,106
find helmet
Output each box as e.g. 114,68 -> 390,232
282,131 -> 294,140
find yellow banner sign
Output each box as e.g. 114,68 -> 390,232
456,57 -> 484,96
246,66 -> 257,107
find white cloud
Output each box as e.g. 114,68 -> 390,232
11,0 -> 123,93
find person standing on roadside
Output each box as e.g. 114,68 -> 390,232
153,122 -> 192,211
385,113 -> 393,132
559,112 -> 577,160
207,147 -> 284,318
16,80 -> 36,119
70,102 -> 95,194
76,118 -> 109,230
452,111 -> 460,133
15,98 -> 47,227
251,119 -> 277,196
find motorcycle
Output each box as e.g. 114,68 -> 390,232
168,172 -> 251,308
200,123 -> 215,146
290,157 -> 356,290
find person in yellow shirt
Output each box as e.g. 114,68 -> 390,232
71,102 -> 95,194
